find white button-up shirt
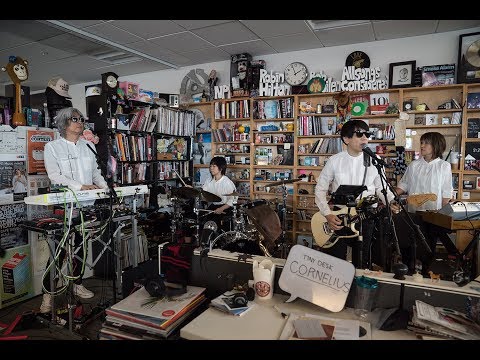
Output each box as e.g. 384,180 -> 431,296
315,150 -> 395,216
202,175 -> 236,206
44,137 -> 108,191
397,157 -> 453,211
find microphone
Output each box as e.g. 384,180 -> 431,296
362,145 -> 388,167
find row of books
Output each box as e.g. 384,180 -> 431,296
297,116 -> 337,136
112,133 -> 153,162
156,107 -> 195,136
99,285 -> 206,340
214,100 -> 250,120
112,163 -> 150,184
253,98 -> 293,120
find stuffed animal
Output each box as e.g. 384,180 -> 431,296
1,56 -> 29,126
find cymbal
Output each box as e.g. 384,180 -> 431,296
224,192 -> 242,197
172,187 -> 221,203
265,178 -> 302,187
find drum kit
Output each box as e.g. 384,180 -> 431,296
167,178 -> 301,257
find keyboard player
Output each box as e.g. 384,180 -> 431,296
394,132 -> 453,275
40,107 -> 108,313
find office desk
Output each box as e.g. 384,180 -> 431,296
180,294 -> 415,340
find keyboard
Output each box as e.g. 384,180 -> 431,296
437,202 -> 480,220
24,185 -> 148,206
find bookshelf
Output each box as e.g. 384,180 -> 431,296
185,84 -> 469,249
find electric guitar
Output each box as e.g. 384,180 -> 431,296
311,207 -> 380,248
406,193 -> 437,207
311,193 -> 437,248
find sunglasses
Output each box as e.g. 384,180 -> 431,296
70,116 -> 85,123
354,131 -> 372,138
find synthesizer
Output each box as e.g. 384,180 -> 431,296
438,202 -> 480,220
24,185 -> 149,206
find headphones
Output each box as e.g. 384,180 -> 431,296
144,275 -> 187,298
224,288 -> 255,308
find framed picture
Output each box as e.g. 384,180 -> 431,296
457,32 -> 480,84
388,60 -> 416,88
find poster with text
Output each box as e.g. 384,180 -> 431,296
0,202 -> 28,250
0,156 -> 27,204
26,129 -> 54,174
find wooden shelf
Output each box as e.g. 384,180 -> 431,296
406,124 -> 462,129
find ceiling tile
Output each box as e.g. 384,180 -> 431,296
0,42 -> 77,67
219,40 -> 276,57
264,32 -> 323,53
437,20 -> 480,32
315,23 -> 375,47
241,20 -> 310,38
0,20 -> 65,41
94,59 -> 170,74
85,23 -> 144,45
180,47 -> 231,66
172,20 -> 233,30
111,20 -> 185,40
373,20 -> 438,40
192,22 -> 258,46
61,20 -> 105,28
127,41 -> 191,66
150,32 -> 214,53
39,33 -> 109,55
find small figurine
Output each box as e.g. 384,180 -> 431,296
428,271 -> 441,282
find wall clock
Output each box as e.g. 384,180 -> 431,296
284,62 -> 308,86
345,51 -> 370,69
101,72 -> 119,94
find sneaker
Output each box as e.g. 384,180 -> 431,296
73,284 -> 94,299
40,294 -> 53,313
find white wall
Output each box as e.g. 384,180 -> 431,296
69,27 -> 480,115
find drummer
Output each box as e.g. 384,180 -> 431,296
201,156 -> 236,214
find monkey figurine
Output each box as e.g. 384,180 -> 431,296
1,56 -> 29,126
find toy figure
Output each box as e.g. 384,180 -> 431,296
2,56 -> 29,126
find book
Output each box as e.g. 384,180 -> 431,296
369,93 -> 389,115
414,300 -> 480,340
209,291 -> 255,316
467,93 -> 480,109
467,118 -> 480,138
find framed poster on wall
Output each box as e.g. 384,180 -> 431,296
457,32 -> 480,84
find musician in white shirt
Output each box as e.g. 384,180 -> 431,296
40,107 -> 107,313
315,120 -> 399,268
394,132 -> 453,274
202,156 -> 236,215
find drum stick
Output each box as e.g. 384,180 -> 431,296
173,169 -> 187,186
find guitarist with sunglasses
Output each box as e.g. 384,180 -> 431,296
394,132 -> 453,275
314,120 -> 399,269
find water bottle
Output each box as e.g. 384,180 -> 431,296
43,103 -> 50,128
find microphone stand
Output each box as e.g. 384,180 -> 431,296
86,143 -> 118,203
368,154 -> 431,272
86,142 -> 119,302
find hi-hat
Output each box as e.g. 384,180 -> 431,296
171,187 -> 221,203
265,178 -> 301,187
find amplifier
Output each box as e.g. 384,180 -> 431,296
438,202 -> 480,220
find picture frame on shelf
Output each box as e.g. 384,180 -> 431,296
388,60 -> 416,88
457,32 -> 480,84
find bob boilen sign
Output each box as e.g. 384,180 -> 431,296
320,66 -> 388,93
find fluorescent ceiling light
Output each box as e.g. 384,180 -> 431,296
44,20 -> 179,69
307,20 -> 371,30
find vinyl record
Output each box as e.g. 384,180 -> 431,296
345,51 -> 370,69
307,77 -> 326,93
351,102 -> 367,116
465,40 -> 480,68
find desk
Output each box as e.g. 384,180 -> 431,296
421,211 -> 480,276
180,294 -> 415,340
